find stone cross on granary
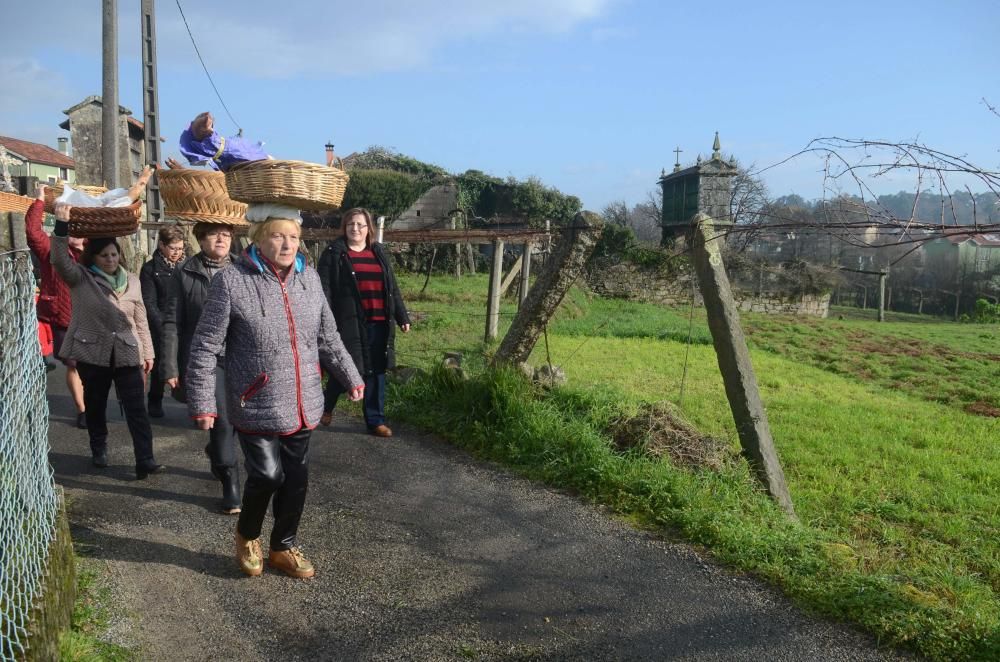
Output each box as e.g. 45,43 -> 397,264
0,145 -> 17,193
659,133 -> 796,518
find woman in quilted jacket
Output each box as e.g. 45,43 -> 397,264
50,203 -> 164,479
184,209 -> 363,579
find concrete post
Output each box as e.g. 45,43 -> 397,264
451,217 -> 462,278
141,0 -> 162,222
878,269 -> 887,322
485,239 -> 504,342
377,216 -> 385,244
519,242 -> 531,306
494,212 -> 602,365
102,0 -> 120,189
689,215 -> 795,517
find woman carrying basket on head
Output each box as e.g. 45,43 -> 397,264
183,205 -> 363,578
49,192 -> 164,479
162,222 -> 243,514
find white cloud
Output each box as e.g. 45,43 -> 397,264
173,1 -> 614,78
0,58 -> 72,115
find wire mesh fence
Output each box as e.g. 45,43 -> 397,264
0,250 -> 58,661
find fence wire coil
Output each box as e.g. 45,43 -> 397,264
0,252 -> 57,661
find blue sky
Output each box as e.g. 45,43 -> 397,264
2,0 -> 997,211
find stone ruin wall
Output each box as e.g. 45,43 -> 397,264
585,259 -> 830,318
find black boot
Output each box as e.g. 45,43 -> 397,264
147,398 -> 164,418
219,466 -> 242,514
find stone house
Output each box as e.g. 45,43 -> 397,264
923,230 -> 1000,277
0,135 -> 75,191
58,95 -> 150,187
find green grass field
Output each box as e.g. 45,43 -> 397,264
391,272 -> 999,660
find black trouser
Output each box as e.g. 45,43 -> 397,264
148,335 -> 164,405
205,367 -> 237,474
236,427 -> 311,551
76,361 -> 155,467
324,321 -> 389,428
147,365 -> 165,405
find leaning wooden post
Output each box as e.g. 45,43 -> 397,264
689,215 -> 795,517
494,212 -> 603,365
662,134 -> 795,517
485,238 -> 504,342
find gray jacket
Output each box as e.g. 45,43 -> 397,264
184,249 -> 362,435
50,235 -> 154,368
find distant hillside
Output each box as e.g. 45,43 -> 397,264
772,191 -> 999,226
873,191 -> 997,225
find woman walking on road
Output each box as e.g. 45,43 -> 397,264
162,223 -> 242,514
318,207 -> 411,436
24,184 -> 88,428
50,203 -> 164,479
139,225 -> 185,418
184,208 -> 363,578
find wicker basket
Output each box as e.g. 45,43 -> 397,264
0,190 -> 34,214
158,169 -> 249,225
44,184 -> 109,213
225,159 -> 349,211
65,200 -> 143,238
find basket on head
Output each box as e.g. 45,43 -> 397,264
66,200 -> 143,238
44,184 -> 109,213
224,159 -> 349,212
158,169 -> 249,226
0,190 -> 34,214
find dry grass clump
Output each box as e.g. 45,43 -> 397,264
607,402 -> 735,471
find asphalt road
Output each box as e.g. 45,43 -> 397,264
46,367 -> 909,661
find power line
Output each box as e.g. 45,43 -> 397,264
174,0 -> 242,134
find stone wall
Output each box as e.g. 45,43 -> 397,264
585,258 -> 830,317
25,490 -> 76,661
733,291 -> 830,317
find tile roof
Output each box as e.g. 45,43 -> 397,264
940,230 -> 1000,247
0,135 -> 74,168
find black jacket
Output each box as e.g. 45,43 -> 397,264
319,238 -> 410,376
161,252 -> 236,382
139,251 -> 179,347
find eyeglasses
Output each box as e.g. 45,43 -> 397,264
205,231 -> 233,239
345,222 -> 367,229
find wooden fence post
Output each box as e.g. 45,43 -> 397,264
485,238 -> 504,342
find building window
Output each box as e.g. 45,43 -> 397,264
59,167 -> 68,180
47,175 -> 58,184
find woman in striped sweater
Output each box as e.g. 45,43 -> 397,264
318,208 -> 411,437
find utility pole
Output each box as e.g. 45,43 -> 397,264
101,0 -> 120,189
141,0 -> 162,223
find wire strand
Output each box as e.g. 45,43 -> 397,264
174,0 -> 242,133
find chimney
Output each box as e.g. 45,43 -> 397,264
324,142 -> 335,167
57,136 -> 70,156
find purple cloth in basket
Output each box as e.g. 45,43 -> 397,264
179,127 -> 268,172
